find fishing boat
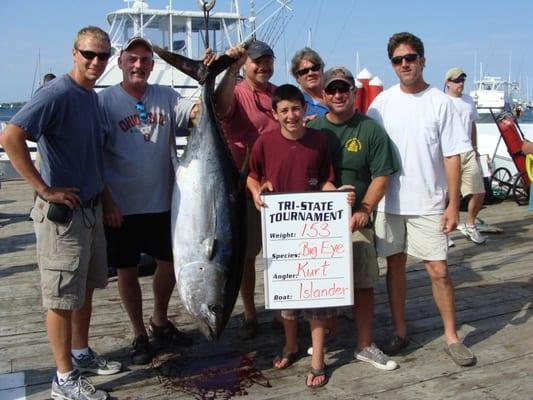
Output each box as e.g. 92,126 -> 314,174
95,0 -> 293,97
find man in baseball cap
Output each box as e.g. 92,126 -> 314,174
445,67 -> 466,81
308,66 -> 401,371
246,40 -> 274,60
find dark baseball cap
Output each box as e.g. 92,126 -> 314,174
247,40 -> 275,60
323,66 -> 355,88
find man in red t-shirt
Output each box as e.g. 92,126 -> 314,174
214,41 -> 279,340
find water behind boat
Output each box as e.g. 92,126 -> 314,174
0,106 -> 21,123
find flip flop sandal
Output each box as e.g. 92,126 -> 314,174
273,349 -> 300,369
306,365 -> 329,389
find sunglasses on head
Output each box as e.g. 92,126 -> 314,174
325,83 -> 352,95
296,64 -> 321,77
135,101 -> 147,123
449,77 -> 466,83
76,48 -> 111,61
390,53 -> 419,65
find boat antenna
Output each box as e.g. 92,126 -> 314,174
250,0 -> 256,40
198,0 -> 216,49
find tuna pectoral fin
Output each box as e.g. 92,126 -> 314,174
202,237 -> 215,260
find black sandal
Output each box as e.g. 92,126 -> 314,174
149,318 -> 193,346
273,349 -> 300,369
306,365 -> 329,388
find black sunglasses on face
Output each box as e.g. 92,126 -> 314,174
449,77 -> 466,83
390,53 -> 419,65
76,48 -> 111,61
325,84 -> 352,95
296,64 -> 321,77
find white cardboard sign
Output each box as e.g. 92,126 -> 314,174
260,191 -> 354,309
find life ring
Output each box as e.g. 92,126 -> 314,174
526,153 -> 533,182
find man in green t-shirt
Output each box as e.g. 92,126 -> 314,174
308,66 -> 400,371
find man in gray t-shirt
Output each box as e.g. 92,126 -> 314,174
99,36 -> 197,365
2,26 -> 121,399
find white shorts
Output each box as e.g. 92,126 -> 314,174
374,212 -> 448,261
460,150 -> 485,196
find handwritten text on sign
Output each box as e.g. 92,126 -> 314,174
261,191 -> 354,309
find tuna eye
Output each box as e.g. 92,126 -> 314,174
208,304 -> 222,313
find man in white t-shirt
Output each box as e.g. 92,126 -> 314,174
367,32 -> 475,367
445,67 -> 487,244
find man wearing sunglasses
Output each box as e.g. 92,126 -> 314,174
214,40 -> 279,340
367,32 -> 475,367
307,67 -> 400,371
290,47 -> 328,118
99,36 -> 197,365
2,26 -> 120,400
445,67 -> 487,245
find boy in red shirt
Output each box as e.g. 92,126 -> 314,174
247,84 -> 353,388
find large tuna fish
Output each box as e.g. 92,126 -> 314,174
153,46 -> 246,341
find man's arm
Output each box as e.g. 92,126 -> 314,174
213,46 -> 246,119
522,139 -> 533,154
471,122 -> 479,154
2,124 -> 80,207
351,175 -> 389,230
442,154 -> 461,233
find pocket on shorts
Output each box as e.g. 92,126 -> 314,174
30,205 -> 45,223
40,255 -> 80,298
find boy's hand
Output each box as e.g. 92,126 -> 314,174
337,184 -> 356,206
252,180 -> 274,210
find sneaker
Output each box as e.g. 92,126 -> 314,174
307,335 -> 340,356
148,318 -> 193,346
51,370 -> 108,400
444,342 -> 476,366
381,334 -> 410,355
458,223 -> 487,244
354,343 -> 398,371
131,334 -> 152,365
72,348 -> 121,376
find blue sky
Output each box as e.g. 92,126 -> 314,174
1,0 -> 532,102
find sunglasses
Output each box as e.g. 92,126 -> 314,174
76,48 -> 111,61
135,101 -> 147,123
324,84 -> 352,95
449,77 -> 466,83
296,64 -> 321,77
390,53 -> 419,65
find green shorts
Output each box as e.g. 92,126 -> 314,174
31,197 -> 108,310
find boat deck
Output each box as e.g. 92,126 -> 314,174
1,180 -> 532,400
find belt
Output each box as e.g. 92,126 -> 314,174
81,194 -> 100,208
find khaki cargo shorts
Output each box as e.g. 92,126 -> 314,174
374,212 -> 448,261
460,150 -> 485,196
352,228 -> 379,289
31,197 -> 108,310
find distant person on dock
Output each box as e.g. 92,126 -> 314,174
291,47 -> 328,118
367,32 -> 476,367
308,66 -> 399,371
43,73 -> 57,84
1,26 -> 121,400
214,40 -> 279,340
445,67 -> 487,245
247,83 -> 352,388
98,36 -> 199,365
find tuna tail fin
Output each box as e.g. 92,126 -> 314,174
153,46 -> 207,82
153,47 -> 239,84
